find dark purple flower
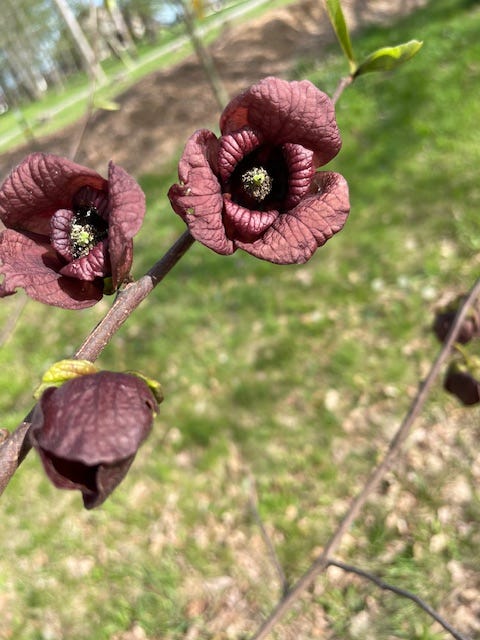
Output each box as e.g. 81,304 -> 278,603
433,295 -> 480,344
0,153 -> 146,309
444,361 -> 480,406
168,76 -> 350,264
30,371 -> 159,508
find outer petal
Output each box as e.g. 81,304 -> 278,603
168,130 -> 234,256
107,161 -> 146,288
234,172 -> 350,264
0,229 -> 103,309
0,153 -> 106,236
31,372 -> 158,463
220,77 -> 341,166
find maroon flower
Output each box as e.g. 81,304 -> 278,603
0,153 -> 145,309
444,361 -> 480,406
168,76 -> 350,264
433,295 -> 480,345
30,371 -> 159,508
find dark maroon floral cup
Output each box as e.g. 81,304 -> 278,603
0,153 -> 146,309
444,361 -> 480,406
30,371 -> 159,508
168,76 -> 350,264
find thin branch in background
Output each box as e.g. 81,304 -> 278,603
249,275 -> 480,640
69,0 -> 100,162
247,474 -> 289,596
328,559 -> 471,640
332,75 -> 354,105
177,0 -> 228,111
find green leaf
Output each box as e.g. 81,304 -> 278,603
93,97 -> 121,111
324,0 -> 356,73
355,40 -> 423,77
127,371 -> 164,406
33,359 -> 99,399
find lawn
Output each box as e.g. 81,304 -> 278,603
1,0 -> 480,638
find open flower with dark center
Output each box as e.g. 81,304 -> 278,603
168,76 -> 350,264
30,371 -> 159,508
0,153 -> 145,309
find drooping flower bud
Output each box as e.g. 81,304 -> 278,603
30,371 -> 160,508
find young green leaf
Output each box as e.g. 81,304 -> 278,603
354,40 -> 423,77
324,0 -> 356,73
34,359 -> 99,399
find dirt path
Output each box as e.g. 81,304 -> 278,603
0,0 -> 426,181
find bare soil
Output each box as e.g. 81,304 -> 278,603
0,0 -> 426,181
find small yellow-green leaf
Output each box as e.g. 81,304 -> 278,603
34,359 -> 99,399
325,0 -> 356,73
355,40 -> 423,77
94,97 -> 121,111
127,371 -> 164,405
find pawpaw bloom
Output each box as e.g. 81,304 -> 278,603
0,153 -> 145,309
30,372 -> 159,508
444,362 -> 480,406
433,295 -> 480,344
168,76 -> 350,264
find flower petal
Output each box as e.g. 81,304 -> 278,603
31,372 -> 158,464
282,143 -> 315,210
220,77 -> 341,166
217,128 -> 263,182
234,172 -> 350,264
0,229 -> 103,309
168,130 -> 234,256
0,153 -> 106,236
106,161 -> 146,289
223,197 -> 278,242
60,240 -> 109,281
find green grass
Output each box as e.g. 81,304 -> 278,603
1,0 -> 480,638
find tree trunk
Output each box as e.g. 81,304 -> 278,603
52,0 -> 107,85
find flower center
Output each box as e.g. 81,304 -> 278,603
241,167 -> 273,202
70,205 -> 108,259
228,145 -> 289,211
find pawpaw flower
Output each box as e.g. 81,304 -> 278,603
432,295 -> 480,345
0,153 -> 145,309
30,371 -> 160,509
444,361 -> 480,406
168,76 -> 350,264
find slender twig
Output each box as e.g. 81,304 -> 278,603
249,275 -> 480,640
0,230 -> 195,498
332,75 -> 354,105
328,559 -> 471,640
75,230 -> 195,361
247,474 -> 289,595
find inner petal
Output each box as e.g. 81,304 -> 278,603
282,143 -> 315,210
223,196 -> 278,242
